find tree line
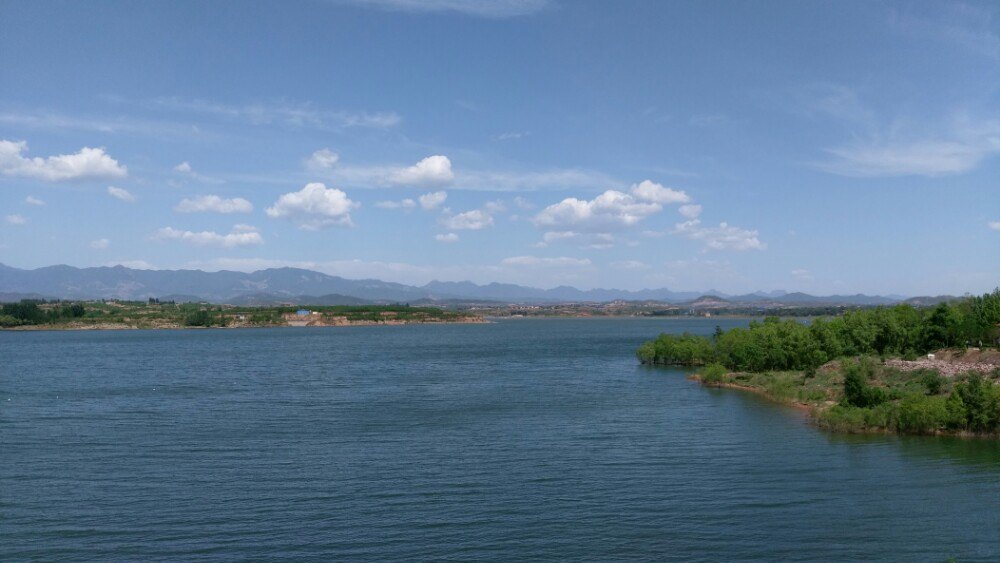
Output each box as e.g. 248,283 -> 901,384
0,301 -> 86,327
637,289 -> 1000,371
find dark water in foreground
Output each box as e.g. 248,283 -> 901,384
2,318 -> 998,560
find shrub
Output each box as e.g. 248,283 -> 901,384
699,363 -> 728,384
841,359 -> 888,408
954,374 -> 1000,433
817,405 -> 868,433
184,309 -> 212,327
896,395 -> 950,434
921,371 -> 946,395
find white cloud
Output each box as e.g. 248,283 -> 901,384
389,155 -> 454,186
820,139 -> 999,177
419,190 -> 448,210
0,110 -> 209,140
174,161 -> 193,174
500,255 -> 592,267
989,221 -> 1000,231
107,186 -> 136,202
25,196 -> 45,206
441,208 -> 493,230
153,224 -> 263,247
5,214 -> 27,225
513,196 -> 534,210
483,199 -> 507,213
673,219 -> 767,251
0,140 -> 127,182
679,204 -> 703,219
532,180 -> 689,233
175,195 -> 253,214
375,198 -> 417,210
347,0 -> 550,17
533,190 -> 662,232
435,233 -> 459,243
630,180 -> 690,204
815,102 -> 1000,177
90,238 -> 110,250
537,231 -> 616,249
307,148 -> 339,170
265,182 -> 359,229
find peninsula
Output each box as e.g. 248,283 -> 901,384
638,289 -> 1000,437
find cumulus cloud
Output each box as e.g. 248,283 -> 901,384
90,238 -> 110,249
389,155 -> 454,186
265,182 -> 359,229
5,214 -> 27,225
0,140 -> 127,181
435,233 -> 459,243
533,180 -> 689,234
375,198 -> 417,210
441,209 -> 494,230
533,190 -> 661,232
990,221 -> 1000,231
500,255 -> 592,267
153,224 -> 263,247
107,186 -> 136,202
307,148 -> 339,170
419,191 -> 448,210
174,161 -> 193,174
630,180 -> 690,204
673,219 -> 766,251
679,204 -> 703,219
175,195 -> 253,214
25,196 -> 45,206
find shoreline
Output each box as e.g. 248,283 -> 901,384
2,317 -> 489,332
686,371 -> 1000,440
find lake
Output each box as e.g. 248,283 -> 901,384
2,318 -> 998,560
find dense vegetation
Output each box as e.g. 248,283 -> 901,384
0,301 -> 86,327
637,289 -> 1000,371
825,358 -> 1000,435
639,290 -> 1000,437
693,359 -> 999,436
0,300 -> 475,329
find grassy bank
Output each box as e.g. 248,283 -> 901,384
690,359 -> 1000,437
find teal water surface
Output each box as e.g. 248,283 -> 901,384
2,318 -> 998,560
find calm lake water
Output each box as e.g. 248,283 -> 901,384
2,318 -> 998,560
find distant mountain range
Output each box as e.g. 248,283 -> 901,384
0,263 -> 948,306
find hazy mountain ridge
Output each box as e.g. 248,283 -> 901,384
0,263 -> 936,306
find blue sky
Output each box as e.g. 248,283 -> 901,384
0,0 -> 997,295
